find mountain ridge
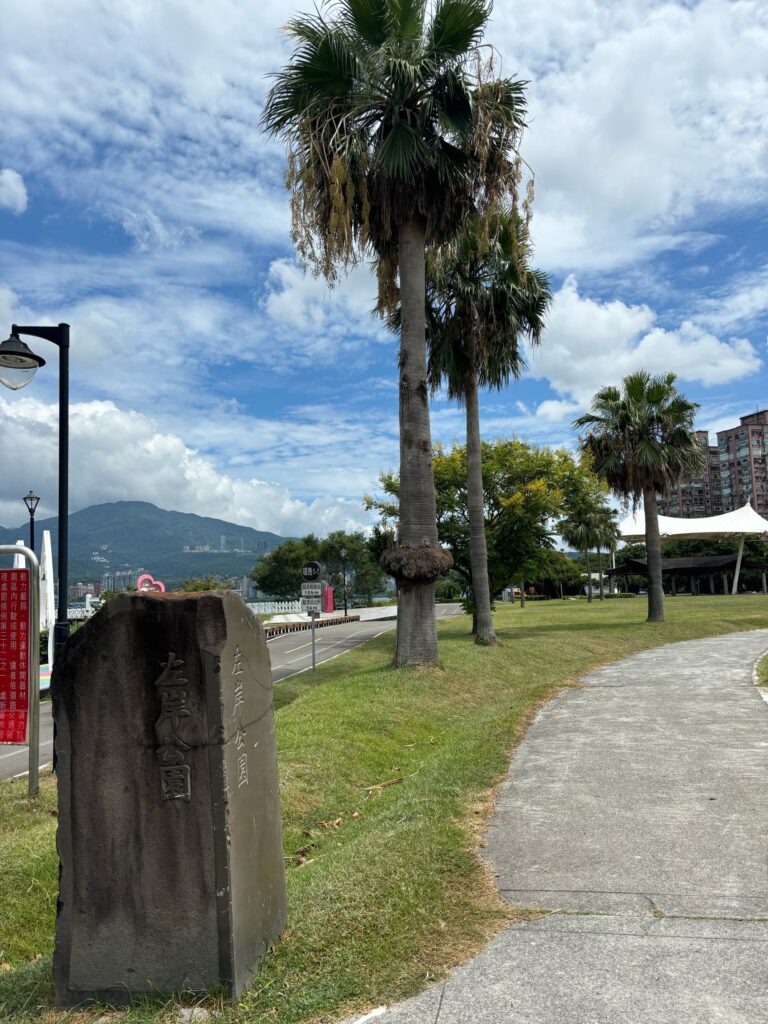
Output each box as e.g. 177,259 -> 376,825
0,500 -> 286,587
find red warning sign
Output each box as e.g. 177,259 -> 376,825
0,569 -> 30,744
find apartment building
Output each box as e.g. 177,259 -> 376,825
658,431 -> 723,517
658,412 -> 768,518
715,411 -> 768,516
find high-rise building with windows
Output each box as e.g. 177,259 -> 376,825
657,431 -> 722,517
658,412 -> 768,519
715,411 -> 768,516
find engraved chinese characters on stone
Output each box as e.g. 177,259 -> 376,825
160,762 -> 192,801
52,591 -> 287,1006
154,652 -> 192,802
232,645 -> 248,787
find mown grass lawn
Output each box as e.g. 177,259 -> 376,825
1,595 -> 767,1024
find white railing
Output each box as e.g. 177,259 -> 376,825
68,607 -> 93,620
64,599 -> 306,621
247,600 -> 302,615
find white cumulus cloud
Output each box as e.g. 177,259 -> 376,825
527,276 -> 761,403
0,395 -> 375,537
0,169 -> 27,214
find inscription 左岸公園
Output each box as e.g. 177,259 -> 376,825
154,652 -> 192,802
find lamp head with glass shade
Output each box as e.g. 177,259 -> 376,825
0,332 -> 46,391
23,491 -> 40,516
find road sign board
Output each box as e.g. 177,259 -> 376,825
301,582 -> 322,597
301,561 -> 322,582
301,597 -> 322,612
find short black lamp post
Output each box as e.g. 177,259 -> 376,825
339,547 -> 348,617
0,324 -> 70,653
23,490 -> 40,553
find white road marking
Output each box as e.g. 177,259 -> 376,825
12,761 -> 52,779
285,630 -> 372,665
0,739 -> 53,761
277,629 -> 390,680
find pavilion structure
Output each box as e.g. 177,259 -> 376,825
615,503 -> 768,595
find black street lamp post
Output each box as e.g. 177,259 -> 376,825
0,324 -> 70,654
339,547 -> 348,617
23,490 -> 40,553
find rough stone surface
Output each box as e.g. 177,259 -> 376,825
341,629 -> 768,1023
52,591 -> 286,1007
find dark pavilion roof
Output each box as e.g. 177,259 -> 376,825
607,555 -> 768,577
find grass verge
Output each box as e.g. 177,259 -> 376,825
1,596 -> 767,1023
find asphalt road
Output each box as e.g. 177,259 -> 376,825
0,604 -> 461,781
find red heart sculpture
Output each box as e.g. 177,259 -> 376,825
137,573 -> 166,593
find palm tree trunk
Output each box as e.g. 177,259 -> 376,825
597,547 -> 604,600
585,551 -> 593,603
644,488 -> 665,622
395,217 -> 439,666
465,367 -> 497,645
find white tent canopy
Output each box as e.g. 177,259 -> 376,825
618,503 -> 768,594
618,502 -> 768,542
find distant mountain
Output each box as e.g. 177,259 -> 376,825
0,501 -> 286,587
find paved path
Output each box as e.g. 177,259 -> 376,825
349,630 -> 768,1024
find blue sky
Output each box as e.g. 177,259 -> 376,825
1,0 -> 767,536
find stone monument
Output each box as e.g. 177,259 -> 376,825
52,591 -> 287,1006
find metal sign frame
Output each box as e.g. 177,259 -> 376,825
0,545 -> 41,795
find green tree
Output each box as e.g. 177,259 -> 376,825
176,576 -> 230,592
593,505 -> 621,599
575,371 -> 706,622
251,536 -> 321,598
526,549 -> 583,599
262,0 -> 527,666
319,530 -> 387,608
426,208 -> 552,644
559,498 -> 603,603
366,440 -> 600,620
253,532 -> 386,606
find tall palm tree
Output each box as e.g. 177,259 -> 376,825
574,371 -> 706,622
559,503 -> 602,604
263,0 -> 526,666
592,505 -> 620,600
427,209 -> 551,643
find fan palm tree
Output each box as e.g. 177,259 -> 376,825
427,209 -> 551,643
559,502 -> 603,604
574,371 -> 706,622
592,504 -> 620,600
262,0 -> 527,666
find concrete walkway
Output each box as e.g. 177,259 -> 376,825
348,630 -> 768,1023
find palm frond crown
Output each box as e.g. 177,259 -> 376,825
426,206 -> 552,401
262,0 -> 529,300
574,371 -> 707,505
